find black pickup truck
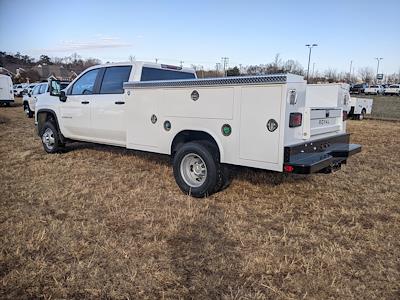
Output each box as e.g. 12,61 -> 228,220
350,83 -> 368,94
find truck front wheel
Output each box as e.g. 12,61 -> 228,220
40,121 -> 64,153
24,103 -> 33,118
173,141 -> 220,197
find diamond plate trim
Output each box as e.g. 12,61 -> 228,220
124,74 -> 288,89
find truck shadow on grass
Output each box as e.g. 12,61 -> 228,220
166,203 -> 244,298
65,142 -> 310,188
227,165 -> 311,187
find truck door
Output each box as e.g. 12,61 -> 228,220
239,86 -> 283,164
59,68 -> 100,139
90,66 -> 131,145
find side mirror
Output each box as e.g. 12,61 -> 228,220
50,79 -> 61,97
59,91 -> 67,102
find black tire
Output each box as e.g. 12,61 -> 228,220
358,109 -> 366,120
40,121 -> 64,153
23,102 -> 34,118
196,140 -> 231,192
215,163 -> 232,192
173,141 -> 220,198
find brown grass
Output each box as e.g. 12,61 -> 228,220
1,102 -> 400,299
359,95 -> 400,120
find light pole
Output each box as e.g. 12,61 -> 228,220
305,44 -> 318,82
312,62 -> 315,79
375,57 -> 383,82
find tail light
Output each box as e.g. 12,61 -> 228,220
284,165 -> 294,172
343,111 -> 348,121
289,113 -> 302,127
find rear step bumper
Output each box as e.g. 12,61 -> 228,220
284,133 -> 361,174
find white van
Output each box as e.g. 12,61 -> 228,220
0,75 -> 15,106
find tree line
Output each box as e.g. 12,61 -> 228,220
1,51 -> 399,84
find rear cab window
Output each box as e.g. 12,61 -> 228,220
140,67 -> 196,81
100,66 -> 132,94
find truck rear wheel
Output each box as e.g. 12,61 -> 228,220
358,109 -> 366,120
40,121 -> 64,153
173,141 -> 220,197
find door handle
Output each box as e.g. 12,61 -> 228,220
115,101 -> 125,105
81,101 -> 89,104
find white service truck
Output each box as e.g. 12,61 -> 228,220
0,74 -> 15,106
346,97 -> 373,120
35,62 -> 361,197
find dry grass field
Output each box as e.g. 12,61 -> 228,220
1,99 -> 399,299
362,95 -> 400,120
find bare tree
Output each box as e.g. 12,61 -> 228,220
283,59 -> 304,76
358,67 -> 374,83
324,69 -> 338,83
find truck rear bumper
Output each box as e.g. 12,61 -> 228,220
284,134 -> 361,174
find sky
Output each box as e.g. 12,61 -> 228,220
1,0 -> 399,75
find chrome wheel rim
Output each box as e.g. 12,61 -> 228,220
42,128 -> 55,150
180,153 -> 207,188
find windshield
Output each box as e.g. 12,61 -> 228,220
370,86 -> 379,88
389,85 -> 399,88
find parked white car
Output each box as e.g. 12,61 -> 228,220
346,97 -> 373,120
23,81 -> 69,118
384,84 -> 400,96
13,83 -> 28,97
23,83 -> 39,96
0,74 -> 15,106
364,85 -> 384,95
35,62 -> 361,197
23,83 -> 47,118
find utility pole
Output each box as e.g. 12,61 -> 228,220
349,60 -> 353,82
216,63 -> 221,76
155,58 -> 159,63
199,65 -> 204,78
375,57 -> 383,83
305,44 -> 317,83
179,60 -> 184,68
221,57 -> 229,77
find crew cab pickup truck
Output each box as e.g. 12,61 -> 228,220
350,83 -> 368,94
364,85 -> 384,95
384,84 -> 400,96
35,62 -> 361,197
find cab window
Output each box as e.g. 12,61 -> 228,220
100,66 -> 132,94
39,84 -> 47,94
140,67 -> 196,81
71,69 -> 100,95
32,85 -> 41,95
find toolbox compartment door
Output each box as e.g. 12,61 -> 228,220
239,85 -> 283,164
